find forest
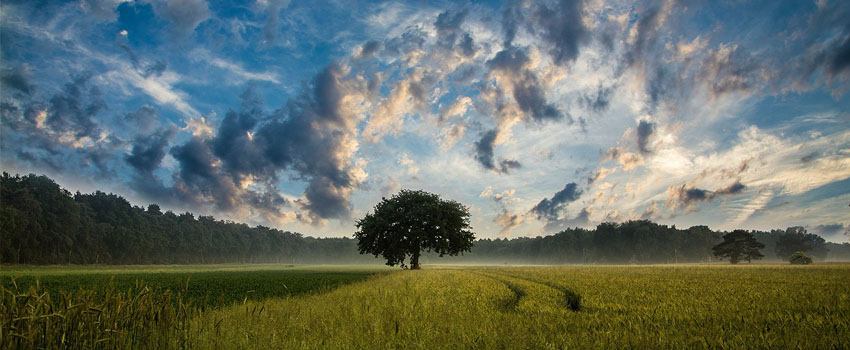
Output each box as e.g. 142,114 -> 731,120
2,173 -> 848,265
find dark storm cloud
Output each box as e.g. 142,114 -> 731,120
124,105 -> 159,133
244,188 -> 291,217
715,181 -> 745,195
359,40 -> 382,58
488,48 -> 565,122
532,0 -> 587,65
473,129 -> 522,174
165,63 -> 364,220
45,76 -> 106,139
636,120 -> 654,154
0,74 -> 127,177
1,66 -> 34,95
474,129 -> 498,171
531,182 -> 582,221
171,137 -> 240,210
500,0 -> 523,47
667,181 -> 746,210
499,159 -> 521,173
434,9 -> 477,56
126,127 -> 176,173
458,33 -> 476,57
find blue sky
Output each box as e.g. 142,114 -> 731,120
2,0 -> 849,242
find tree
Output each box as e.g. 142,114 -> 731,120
775,227 -> 828,261
712,230 -> 765,264
354,189 -> 475,269
789,251 -> 812,265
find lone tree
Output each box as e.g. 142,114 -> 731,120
789,251 -> 813,265
712,230 -> 765,264
355,189 -> 475,269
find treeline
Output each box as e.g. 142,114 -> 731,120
430,222 -> 849,264
0,173 -> 371,264
2,173 -> 848,265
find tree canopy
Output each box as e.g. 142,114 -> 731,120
712,230 -> 765,264
775,227 -> 828,261
354,189 -> 475,269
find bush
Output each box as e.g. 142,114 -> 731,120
789,251 -> 812,265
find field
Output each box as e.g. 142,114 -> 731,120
3,264 -> 849,349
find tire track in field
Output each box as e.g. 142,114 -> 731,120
487,271 -> 582,312
467,271 -> 525,312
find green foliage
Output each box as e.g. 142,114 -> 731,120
355,189 -> 475,269
2,173 -> 841,265
775,227 -> 828,261
789,251 -> 813,265
712,230 -> 765,264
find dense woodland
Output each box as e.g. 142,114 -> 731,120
2,173 -> 849,265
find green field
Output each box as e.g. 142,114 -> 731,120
3,264 -> 849,349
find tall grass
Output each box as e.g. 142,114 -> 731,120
0,279 -> 194,349
192,265 -> 850,349
3,265 -> 849,348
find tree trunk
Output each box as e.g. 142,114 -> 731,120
410,251 -> 421,270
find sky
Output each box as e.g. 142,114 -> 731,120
1,0 -> 849,242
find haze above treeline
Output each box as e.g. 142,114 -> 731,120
2,173 -> 848,265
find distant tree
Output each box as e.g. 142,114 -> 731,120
712,230 -> 765,264
354,189 -> 475,269
789,251 -> 812,265
775,227 -> 828,261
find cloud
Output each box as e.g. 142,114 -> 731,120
151,0 -> 211,40
434,9 -> 468,49
486,47 -> 565,123
531,182 -> 582,221
636,119 -> 654,154
362,68 -> 433,142
439,123 -> 465,151
80,0 -> 121,22
494,210 -> 524,234
261,0 -> 290,44
666,181 -> 746,212
474,129 -> 521,174
581,83 -> 614,113
126,127 -> 176,173
124,105 -> 159,134
1,65 -> 34,95
398,152 -> 419,175
531,0 -> 588,65
606,146 -> 643,171
170,136 -> 240,210
356,40 -> 382,59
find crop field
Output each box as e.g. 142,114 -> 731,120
2,264 -> 849,349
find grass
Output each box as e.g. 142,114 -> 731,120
1,265 -> 389,309
2,264 -> 849,349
